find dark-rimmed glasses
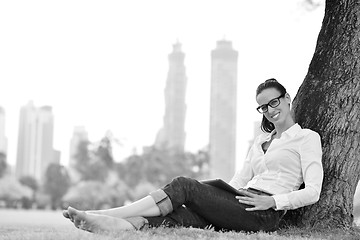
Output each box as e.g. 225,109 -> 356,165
256,93 -> 286,114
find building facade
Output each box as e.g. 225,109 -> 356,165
155,42 -> 187,153
0,107 -> 7,154
209,39 -> 238,181
16,101 -> 58,182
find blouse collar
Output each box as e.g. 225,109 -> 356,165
258,123 -> 301,143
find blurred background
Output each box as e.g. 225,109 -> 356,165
2,0 -> 358,220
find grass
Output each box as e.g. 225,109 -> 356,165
1,209 -> 360,240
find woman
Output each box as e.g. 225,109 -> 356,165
63,78 -> 323,233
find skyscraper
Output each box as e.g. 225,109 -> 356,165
209,39 -> 238,181
155,41 -> 187,153
248,121 -> 262,153
0,107 -> 7,154
16,101 -> 58,181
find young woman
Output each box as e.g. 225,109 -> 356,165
63,78 -> 323,233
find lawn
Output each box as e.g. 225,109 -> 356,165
1,209 -> 360,240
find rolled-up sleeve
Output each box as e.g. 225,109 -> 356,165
273,131 -> 323,210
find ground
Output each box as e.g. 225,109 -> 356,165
1,209 -> 360,240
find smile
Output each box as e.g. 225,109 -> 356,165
271,112 -> 280,119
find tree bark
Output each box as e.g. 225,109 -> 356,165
285,0 -> 360,229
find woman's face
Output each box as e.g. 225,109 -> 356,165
256,88 -> 291,125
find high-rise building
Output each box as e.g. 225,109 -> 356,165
0,107 -> 7,154
155,41 -> 187,153
69,126 -> 89,166
16,101 -> 58,182
248,121 -> 262,152
209,39 -> 238,181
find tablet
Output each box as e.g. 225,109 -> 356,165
201,178 -> 243,195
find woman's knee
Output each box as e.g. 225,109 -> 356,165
171,176 -> 197,186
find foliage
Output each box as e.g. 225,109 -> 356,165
115,147 -> 210,190
35,191 -> 52,209
83,159 -> 109,182
94,133 -> 115,168
62,180 -> 129,210
19,175 -> 39,208
19,175 -> 38,192
0,175 -> 32,205
0,152 -> 7,178
69,134 -> 210,206
302,0 -> 322,11
72,140 -> 93,180
108,178 -> 132,207
72,134 -> 116,182
72,139 -> 109,182
44,163 -> 71,210
128,181 -> 157,200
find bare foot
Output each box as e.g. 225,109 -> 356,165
63,209 -> 74,222
63,208 -> 117,223
67,207 -> 135,233
64,208 -> 100,218
63,210 -> 69,218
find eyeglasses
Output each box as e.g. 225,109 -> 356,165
256,93 -> 286,114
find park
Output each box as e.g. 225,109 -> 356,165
1,0 -> 360,239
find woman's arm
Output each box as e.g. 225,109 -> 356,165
228,145 -> 255,189
272,131 -> 323,210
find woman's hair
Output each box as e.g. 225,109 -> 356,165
256,78 -> 287,133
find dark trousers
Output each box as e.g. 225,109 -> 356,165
145,176 -> 283,232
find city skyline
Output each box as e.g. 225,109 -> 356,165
0,0 -> 325,170
155,41 -> 188,153
15,101 -> 60,181
209,39 -> 238,181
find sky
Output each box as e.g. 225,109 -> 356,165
0,0 -> 325,168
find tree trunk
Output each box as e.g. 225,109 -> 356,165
285,0 -> 360,229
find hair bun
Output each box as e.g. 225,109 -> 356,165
265,78 -> 278,83
256,77 -> 286,99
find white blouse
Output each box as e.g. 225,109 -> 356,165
229,123 -> 323,210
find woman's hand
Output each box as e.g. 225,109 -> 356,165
235,190 -> 276,211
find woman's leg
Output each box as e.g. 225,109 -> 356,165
67,203 -> 210,232
63,195 -> 162,229
86,196 -> 161,218
145,205 -> 210,229
65,176 -> 281,232
67,207 -> 135,233
156,176 -> 281,232
64,178 -> 214,231
64,196 -> 161,221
